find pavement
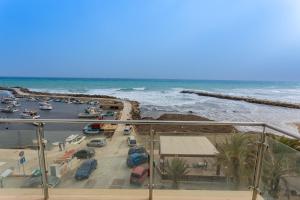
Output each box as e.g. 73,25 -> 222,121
57,100 -> 147,189
0,98 -> 150,189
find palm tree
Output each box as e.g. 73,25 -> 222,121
216,134 -> 256,188
261,138 -> 298,199
275,136 -> 300,151
165,157 -> 189,189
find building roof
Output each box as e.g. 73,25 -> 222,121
159,136 -> 219,157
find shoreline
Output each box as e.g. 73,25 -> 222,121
1,86 -> 300,137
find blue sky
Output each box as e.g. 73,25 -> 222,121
0,0 -> 300,81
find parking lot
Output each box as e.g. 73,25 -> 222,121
0,100 -> 150,189
54,101 -> 149,189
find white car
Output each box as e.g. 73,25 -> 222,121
123,126 -> 132,135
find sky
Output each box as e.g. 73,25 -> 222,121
0,0 -> 300,81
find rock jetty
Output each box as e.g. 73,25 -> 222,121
181,90 -> 300,109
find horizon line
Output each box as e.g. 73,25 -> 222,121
0,76 -> 297,83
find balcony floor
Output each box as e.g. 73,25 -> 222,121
0,189 -> 263,200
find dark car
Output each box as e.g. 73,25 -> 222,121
75,159 -> 97,180
128,146 -> 147,155
126,153 -> 148,168
74,148 -> 95,159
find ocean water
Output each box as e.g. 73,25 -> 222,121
1,77 -> 300,133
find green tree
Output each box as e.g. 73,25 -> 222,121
165,157 -> 189,189
216,134 -> 256,188
262,138 -> 298,199
275,136 -> 300,151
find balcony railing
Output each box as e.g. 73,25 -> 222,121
0,119 -> 299,200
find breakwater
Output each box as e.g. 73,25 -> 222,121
181,90 -> 300,109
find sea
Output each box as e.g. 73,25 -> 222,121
1,77 -> 300,133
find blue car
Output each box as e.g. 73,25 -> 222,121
75,159 -> 97,180
126,153 -> 148,168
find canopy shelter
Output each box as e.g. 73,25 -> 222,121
159,136 -> 219,157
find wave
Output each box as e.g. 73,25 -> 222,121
117,87 -> 146,91
28,86 -> 300,133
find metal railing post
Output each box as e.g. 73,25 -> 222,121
149,125 -> 154,200
251,125 -> 267,200
36,123 -> 49,200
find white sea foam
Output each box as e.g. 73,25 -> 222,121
30,87 -> 300,133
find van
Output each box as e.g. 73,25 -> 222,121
127,136 -> 137,147
130,166 -> 149,185
126,153 -> 148,168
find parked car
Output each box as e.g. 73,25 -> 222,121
102,111 -> 115,117
75,159 -> 97,180
127,136 -> 137,147
83,123 -> 104,135
127,153 -> 148,168
128,146 -> 147,155
74,148 -> 95,159
123,126 -> 132,135
87,138 -> 107,147
130,166 -> 149,185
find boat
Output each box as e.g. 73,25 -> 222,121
0,106 -> 18,113
20,110 -> 40,119
39,104 -> 53,110
1,97 -> 17,104
39,101 -> 50,106
70,135 -> 86,145
27,97 -> 37,102
65,134 -> 79,144
78,107 -> 101,118
11,101 -> 20,107
52,142 -> 60,146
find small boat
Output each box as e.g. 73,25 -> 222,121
28,97 -> 37,102
70,135 -> 86,145
78,107 -> 101,118
0,106 -> 18,113
39,104 -> 53,110
11,101 -> 21,107
39,101 -> 50,106
20,110 -> 40,119
88,101 -> 99,105
52,142 -> 60,146
1,97 -> 16,104
73,100 -> 84,104
65,134 -> 79,144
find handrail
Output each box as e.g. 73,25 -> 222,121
0,118 -> 299,140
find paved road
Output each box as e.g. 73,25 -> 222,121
58,100 -> 148,189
